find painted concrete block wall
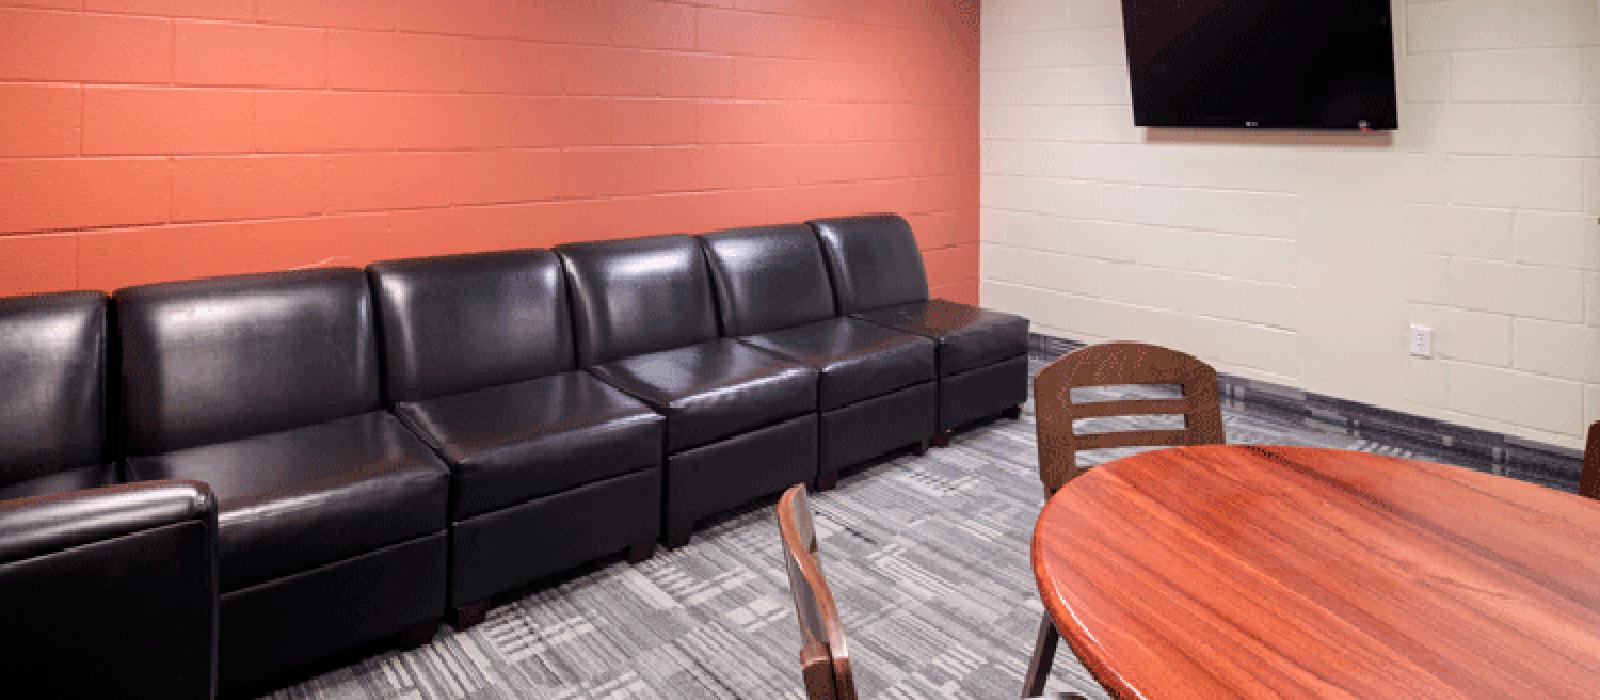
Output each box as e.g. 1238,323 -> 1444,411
0,0 -> 980,304
980,0 -> 1600,449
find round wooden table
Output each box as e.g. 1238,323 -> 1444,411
1032,444 -> 1600,699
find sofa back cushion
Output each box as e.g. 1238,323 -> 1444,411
557,234 -> 719,366
116,269 -> 381,454
809,214 -> 929,314
0,292 -> 107,484
700,224 -> 837,337
369,250 -> 574,404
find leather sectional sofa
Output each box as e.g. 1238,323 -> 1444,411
368,250 -> 664,627
700,224 -> 938,488
0,291 -> 219,699
812,216 -> 1031,442
116,269 -> 453,688
0,213 -> 1026,695
558,234 -> 822,548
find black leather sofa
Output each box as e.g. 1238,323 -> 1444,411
700,224 -> 938,489
116,269 -> 452,689
0,291 -> 219,699
810,215 -> 1030,443
557,235 -> 820,547
368,250 -> 663,628
0,291 -> 115,499
0,212 -> 1026,695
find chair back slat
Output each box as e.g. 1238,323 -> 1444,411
1068,397 -> 1191,419
1583,422 -> 1600,500
1073,429 -> 1197,452
777,484 -> 857,700
1035,342 -> 1225,492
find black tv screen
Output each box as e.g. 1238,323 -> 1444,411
1120,0 -> 1398,130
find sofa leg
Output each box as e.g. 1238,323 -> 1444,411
397,620 -> 439,650
931,430 -> 952,448
912,439 -> 930,456
665,523 -> 693,549
453,601 -> 491,631
627,541 -> 656,564
1003,405 -> 1023,420
815,472 -> 839,492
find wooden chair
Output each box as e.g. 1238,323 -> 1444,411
1022,342 -> 1225,696
777,484 -> 1085,700
1583,421 -> 1600,500
778,484 -> 858,700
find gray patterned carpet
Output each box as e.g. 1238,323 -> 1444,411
263,360 -> 1500,699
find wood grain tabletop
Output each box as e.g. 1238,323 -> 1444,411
1032,444 -> 1600,699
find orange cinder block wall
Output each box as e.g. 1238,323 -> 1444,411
0,0 -> 981,303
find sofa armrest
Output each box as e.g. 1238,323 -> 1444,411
0,479 -> 215,560
0,479 -> 219,699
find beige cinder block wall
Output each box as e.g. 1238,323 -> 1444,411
979,0 -> 1600,449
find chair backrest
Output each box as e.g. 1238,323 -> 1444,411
556,234 -> 720,366
1034,342 -> 1225,493
809,214 -> 929,315
0,291 -> 108,485
1583,421 -> 1599,500
368,249 -> 575,404
116,269 -> 382,455
700,224 -> 837,337
776,484 -> 857,700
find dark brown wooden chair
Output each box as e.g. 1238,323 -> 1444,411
1033,341 -> 1226,494
777,484 -> 1085,700
778,484 -> 858,700
1023,341 -> 1225,696
1583,421 -> 1600,500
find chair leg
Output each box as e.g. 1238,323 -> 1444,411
1003,405 -> 1023,420
930,429 -> 952,448
626,540 -> 656,564
1022,614 -> 1060,698
453,601 -> 491,631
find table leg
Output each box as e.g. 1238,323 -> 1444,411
1022,613 -> 1060,697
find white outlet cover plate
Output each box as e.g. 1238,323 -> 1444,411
1408,324 -> 1432,358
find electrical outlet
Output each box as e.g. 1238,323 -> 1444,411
1408,324 -> 1432,358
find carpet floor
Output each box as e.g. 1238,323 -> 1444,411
264,361 -> 1551,699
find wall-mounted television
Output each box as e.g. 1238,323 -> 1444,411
1119,0 -> 1398,130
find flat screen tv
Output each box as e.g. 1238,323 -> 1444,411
1119,0 -> 1398,130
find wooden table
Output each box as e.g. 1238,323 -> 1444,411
1031,444 -> 1600,699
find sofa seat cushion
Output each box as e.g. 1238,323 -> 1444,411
590,338 -> 817,452
740,317 -> 935,411
0,464 -> 118,502
853,300 -> 1029,376
125,411 -> 449,592
395,371 -> 664,519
